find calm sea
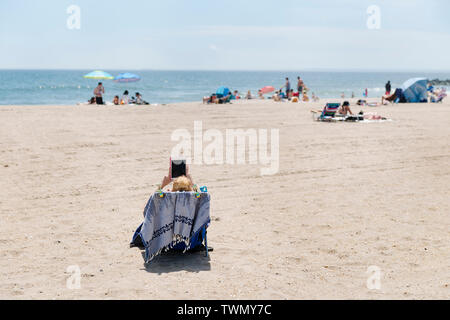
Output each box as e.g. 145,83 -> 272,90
0,70 -> 449,105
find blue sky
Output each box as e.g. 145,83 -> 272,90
0,0 -> 449,70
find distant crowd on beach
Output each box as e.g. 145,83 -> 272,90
82,78 -> 447,107
268,77 -> 320,102
203,76 -> 321,104
82,82 -> 149,105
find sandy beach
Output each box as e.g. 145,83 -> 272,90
0,99 -> 449,300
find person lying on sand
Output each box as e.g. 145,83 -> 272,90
203,94 -> 217,104
203,93 -> 231,104
364,113 -> 387,120
382,91 -> 397,104
357,99 -> 367,106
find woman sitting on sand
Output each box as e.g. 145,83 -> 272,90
303,92 -> 310,102
245,90 -> 253,99
121,90 -> 130,105
258,90 -> 265,99
273,91 -> 282,102
338,101 -> 353,115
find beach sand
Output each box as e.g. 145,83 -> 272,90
0,99 -> 449,299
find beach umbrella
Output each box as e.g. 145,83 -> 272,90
260,86 -> 275,94
114,73 -> 141,83
216,86 -> 230,97
401,78 -> 428,103
83,70 -> 114,80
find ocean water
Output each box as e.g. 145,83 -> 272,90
0,70 -> 449,105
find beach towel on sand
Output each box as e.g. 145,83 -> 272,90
131,192 -> 210,263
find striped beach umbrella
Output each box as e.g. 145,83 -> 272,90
83,70 -> 114,80
113,73 -> 141,83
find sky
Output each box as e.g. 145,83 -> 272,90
0,0 -> 449,71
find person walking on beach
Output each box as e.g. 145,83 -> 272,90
93,82 -> 105,105
385,81 -> 392,95
297,77 -> 304,99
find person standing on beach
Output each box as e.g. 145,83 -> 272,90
284,78 -> 291,97
93,82 -> 105,105
385,81 -> 392,95
297,77 -> 304,99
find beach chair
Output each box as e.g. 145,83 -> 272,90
130,191 -> 211,263
312,103 -> 341,121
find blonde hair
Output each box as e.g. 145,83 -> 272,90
172,176 -> 193,192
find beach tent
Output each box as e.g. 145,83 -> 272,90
216,86 -> 230,97
401,78 -> 428,103
393,88 -> 406,103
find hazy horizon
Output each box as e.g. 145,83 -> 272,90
1,68 -> 450,73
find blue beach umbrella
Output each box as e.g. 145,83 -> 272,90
401,78 -> 428,103
216,86 -> 230,97
114,73 -> 141,83
83,70 -> 114,80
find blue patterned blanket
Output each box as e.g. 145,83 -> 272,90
131,192 -> 210,263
